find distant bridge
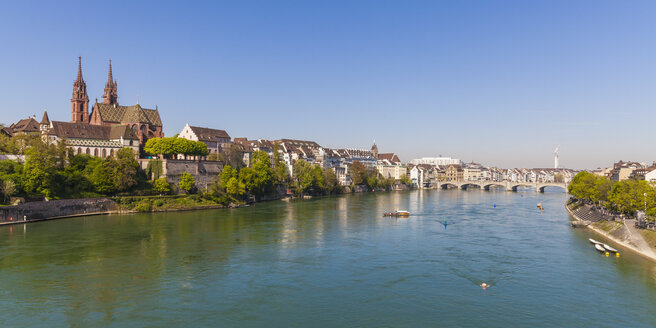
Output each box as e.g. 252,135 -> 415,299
434,181 -> 568,193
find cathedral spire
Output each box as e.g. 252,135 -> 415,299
107,59 -> 113,84
76,56 -> 83,82
71,57 -> 89,123
102,58 -> 118,105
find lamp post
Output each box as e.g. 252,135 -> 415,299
644,192 -> 647,218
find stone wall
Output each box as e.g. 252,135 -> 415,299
139,159 -> 223,191
0,198 -> 118,223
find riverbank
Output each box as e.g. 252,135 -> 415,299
0,188 -> 404,226
566,201 -> 656,263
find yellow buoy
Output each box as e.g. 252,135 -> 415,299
616,253 -> 620,258
605,252 -> 609,257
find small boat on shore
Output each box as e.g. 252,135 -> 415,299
594,244 -> 606,252
589,238 -> 602,245
384,210 -> 410,217
603,244 -> 618,253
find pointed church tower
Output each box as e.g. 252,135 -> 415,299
102,59 -> 118,105
371,139 -> 379,159
40,110 -> 50,133
71,57 -> 89,123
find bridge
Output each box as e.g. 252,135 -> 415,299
433,181 -> 568,193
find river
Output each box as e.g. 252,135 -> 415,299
0,190 -> 655,327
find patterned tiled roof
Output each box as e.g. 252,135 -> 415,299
47,121 -> 137,140
93,103 -> 162,126
65,138 -> 124,148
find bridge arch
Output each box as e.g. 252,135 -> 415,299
483,183 -> 506,191
460,183 -> 482,190
538,184 -> 568,193
508,183 -> 535,192
439,182 -> 459,190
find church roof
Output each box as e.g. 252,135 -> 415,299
40,111 -> 50,124
188,125 -> 231,142
47,121 -> 138,140
93,103 -> 162,126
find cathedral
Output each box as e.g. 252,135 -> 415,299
37,57 -> 164,157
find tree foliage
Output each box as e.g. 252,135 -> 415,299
569,171 -> 656,217
153,177 -> 171,195
144,137 -> 208,158
179,172 -> 196,193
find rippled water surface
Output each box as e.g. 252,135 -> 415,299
1,190 -> 656,327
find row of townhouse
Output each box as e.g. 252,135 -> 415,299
592,160 -> 656,182
407,162 -> 577,189
231,137 -> 406,186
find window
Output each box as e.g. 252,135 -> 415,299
94,149 -> 98,157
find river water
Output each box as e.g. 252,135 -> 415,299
1,190 -> 655,327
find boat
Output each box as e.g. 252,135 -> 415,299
594,244 -> 606,252
384,210 -> 410,217
602,244 -> 618,253
588,238 -> 602,244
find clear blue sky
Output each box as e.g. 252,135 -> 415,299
1,0 -> 655,169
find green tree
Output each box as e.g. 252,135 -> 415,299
226,176 -> 246,198
238,167 -> 257,194
608,180 -> 656,215
251,150 -> 274,197
153,177 -> 171,195
349,161 -> 367,186
568,171 -> 599,201
191,140 -> 209,157
1,179 -> 16,203
90,160 -> 116,195
113,148 -> 140,192
322,168 -> 340,194
22,142 -> 57,197
592,177 -> 614,203
293,160 -> 314,195
179,172 -> 196,193
400,174 -> 412,186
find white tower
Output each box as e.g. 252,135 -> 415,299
554,145 -> 560,169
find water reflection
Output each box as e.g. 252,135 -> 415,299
0,190 -> 655,327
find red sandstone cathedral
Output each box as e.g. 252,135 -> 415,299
7,57 -> 164,158
70,57 -> 163,145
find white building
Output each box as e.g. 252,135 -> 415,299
178,123 -> 231,155
410,156 -> 461,166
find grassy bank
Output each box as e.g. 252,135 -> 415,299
592,220 -> 622,233
113,195 -> 229,212
639,229 -> 656,250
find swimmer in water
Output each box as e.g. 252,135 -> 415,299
481,282 -> 488,290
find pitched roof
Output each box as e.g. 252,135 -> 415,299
47,121 -> 138,140
10,117 -> 40,133
1,127 -> 13,137
40,111 -> 50,124
378,153 -> 401,163
188,126 -> 231,142
92,103 -> 162,126
276,139 -> 322,148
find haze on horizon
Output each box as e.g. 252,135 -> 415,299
1,1 -> 654,170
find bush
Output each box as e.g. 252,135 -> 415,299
135,200 -> 152,212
